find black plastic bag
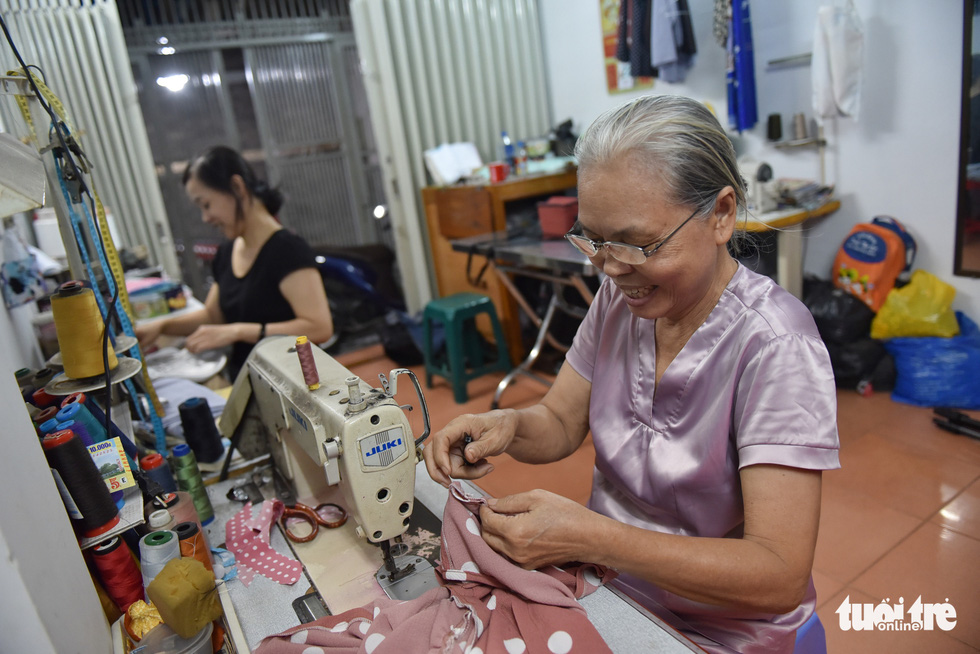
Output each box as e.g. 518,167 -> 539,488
381,311 -> 433,367
825,338 -> 896,391
803,277 -> 875,345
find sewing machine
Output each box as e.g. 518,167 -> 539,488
218,336 -> 436,600
738,156 -> 778,214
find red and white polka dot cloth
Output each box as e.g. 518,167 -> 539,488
254,483 -> 614,653
226,499 -> 303,587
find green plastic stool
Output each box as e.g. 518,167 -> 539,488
423,293 -> 510,403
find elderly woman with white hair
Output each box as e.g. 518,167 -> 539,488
424,94 -> 840,653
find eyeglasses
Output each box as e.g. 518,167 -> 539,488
564,207 -> 701,265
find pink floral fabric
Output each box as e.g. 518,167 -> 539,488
254,484 -> 614,653
225,499 -> 303,586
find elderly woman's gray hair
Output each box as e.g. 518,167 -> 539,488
575,95 -> 747,219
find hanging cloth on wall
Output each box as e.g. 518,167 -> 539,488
812,0 -> 864,125
712,0 -> 730,48
1,223 -> 46,309
726,0 -> 759,132
650,0 -> 697,83
617,0 -> 658,78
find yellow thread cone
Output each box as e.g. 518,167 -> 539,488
51,281 -> 118,379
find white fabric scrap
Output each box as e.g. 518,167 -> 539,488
812,1 -> 864,124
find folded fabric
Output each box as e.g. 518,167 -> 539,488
255,483 -> 614,653
225,499 -> 303,587
146,557 -> 223,639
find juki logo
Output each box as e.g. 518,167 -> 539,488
366,437 -> 403,458
288,407 -> 309,432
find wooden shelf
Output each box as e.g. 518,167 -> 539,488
773,137 -> 827,149
421,169 -> 578,364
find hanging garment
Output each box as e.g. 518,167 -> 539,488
650,0 -> 697,83
713,0 -> 729,48
1,225 -> 46,309
812,1 -> 864,124
616,0 -> 631,62
254,484 -> 615,654
726,0 -> 758,132
617,0 -> 658,78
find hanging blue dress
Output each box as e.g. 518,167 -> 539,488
726,0 -> 758,132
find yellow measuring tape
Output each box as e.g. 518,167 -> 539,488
9,68 -> 165,417
6,69 -> 73,146
94,192 -> 165,416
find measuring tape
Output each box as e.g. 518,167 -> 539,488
53,156 -> 168,452
16,72 -> 169,453
93,191 -> 167,416
6,69 -> 74,148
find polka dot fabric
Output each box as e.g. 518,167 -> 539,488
254,484 -> 613,653
225,499 -> 303,587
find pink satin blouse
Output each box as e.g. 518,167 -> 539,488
565,263 -> 841,654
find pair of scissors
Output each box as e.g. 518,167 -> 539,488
273,471 -> 348,543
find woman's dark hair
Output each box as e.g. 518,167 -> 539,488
183,146 -> 284,218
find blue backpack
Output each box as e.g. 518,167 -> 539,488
871,215 -> 917,284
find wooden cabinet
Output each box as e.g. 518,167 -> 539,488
421,168 -> 578,364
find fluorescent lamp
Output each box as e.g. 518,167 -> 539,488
156,73 -> 188,92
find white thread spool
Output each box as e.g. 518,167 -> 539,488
148,509 -> 175,532
139,529 -> 180,600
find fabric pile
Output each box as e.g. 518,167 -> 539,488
254,484 -> 615,653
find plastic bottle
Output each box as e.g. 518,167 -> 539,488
500,131 -> 515,169
515,141 -> 528,176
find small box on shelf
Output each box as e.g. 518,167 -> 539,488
538,196 -> 578,238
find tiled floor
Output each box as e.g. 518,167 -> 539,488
336,344 -> 980,653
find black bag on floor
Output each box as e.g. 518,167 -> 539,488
825,338 -> 896,391
803,277 -> 875,345
380,311 -> 427,367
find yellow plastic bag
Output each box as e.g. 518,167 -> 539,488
871,270 -> 959,339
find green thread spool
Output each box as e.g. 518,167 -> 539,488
171,444 -> 213,525
144,530 -> 174,547
15,367 -> 35,389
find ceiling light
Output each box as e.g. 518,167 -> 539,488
156,74 -> 189,92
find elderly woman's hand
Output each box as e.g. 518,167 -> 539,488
478,489 -> 599,570
422,409 -> 519,487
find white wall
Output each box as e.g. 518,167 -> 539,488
0,63 -> 110,654
0,342 -> 112,651
539,0 -> 980,319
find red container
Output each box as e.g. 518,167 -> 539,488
538,196 -> 579,238
488,161 -> 509,184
